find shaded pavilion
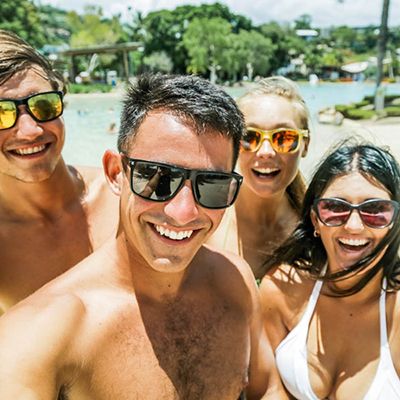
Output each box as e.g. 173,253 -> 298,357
59,41 -> 143,82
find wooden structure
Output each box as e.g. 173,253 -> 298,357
59,42 -> 143,82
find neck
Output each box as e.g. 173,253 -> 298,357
235,183 -> 294,226
115,231 -> 190,303
325,267 -> 383,304
0,160 -> 84,221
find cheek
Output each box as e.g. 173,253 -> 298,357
282,153 -> 302,178
238,152 -> 254,175
207,209 -> 225,232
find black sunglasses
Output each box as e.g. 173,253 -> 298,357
121,155 -> 243,209
313,198 -> 399,229
0,91 -> 64,130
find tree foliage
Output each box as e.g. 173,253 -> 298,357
0,0 -> 46,47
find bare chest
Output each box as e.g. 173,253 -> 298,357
0,215 -> 91,308
71,300 -> 250,400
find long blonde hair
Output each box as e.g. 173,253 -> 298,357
237,76 -> 310,214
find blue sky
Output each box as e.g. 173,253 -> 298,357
39,0 -> 400,28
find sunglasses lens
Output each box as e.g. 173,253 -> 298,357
132,161 -> 183,201
27,92 -> 63,122
241,130 -> 261,152
271,130 -> 300,153
0,101 -> 17,129
196,173 -> 240,209
317,199 -> 350,226
359,200 -> 396,228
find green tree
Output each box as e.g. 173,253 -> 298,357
259,22 -> 304,73
0,0 -> 46,47
66,6 -> 126,77
294,14 -> 313,30
143,51 -> 173,73
231,29 -> 275,80
183,17 -> 232,80
140,2 -> 252,73
330,26 -> 357,48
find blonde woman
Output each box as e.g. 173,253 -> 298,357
208,77 -> 310,279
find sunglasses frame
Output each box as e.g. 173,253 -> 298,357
121,155 -> 243,209
0,90 -> 64,130
241,127 -> 309,153
313,197 -> 400,229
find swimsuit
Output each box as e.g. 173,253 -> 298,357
275,279 -> 400,399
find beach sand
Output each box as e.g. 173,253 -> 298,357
302,117 -> 400,180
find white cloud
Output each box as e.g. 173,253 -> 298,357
40,0 -> 400,27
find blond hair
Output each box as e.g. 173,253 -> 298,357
238,76 -> 310,214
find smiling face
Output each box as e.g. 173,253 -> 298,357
238,94 -> 308,198
0,67 -> 65,183
115,111 -> 234,274
312,172 -> 392,273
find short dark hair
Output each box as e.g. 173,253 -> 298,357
118,74 -> 244,167
0,29 -> 65,92
264,141 -> 400,295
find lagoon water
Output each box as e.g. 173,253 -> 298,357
62,81 -> 400,167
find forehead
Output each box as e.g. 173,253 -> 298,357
239,94 -> 302,129
0,67 -> 53,99
128,111 -> 233,171
322,172 -> 391,201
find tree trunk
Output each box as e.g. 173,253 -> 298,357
375,0 -> 390,112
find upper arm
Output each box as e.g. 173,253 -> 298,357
231,259 -> 288,399
0,294 -> 84,399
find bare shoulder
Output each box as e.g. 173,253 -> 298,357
260,265 -> 316,345
261,264 -> 310,300
0,290 -> 85,364
72,165 -> 104,183
199,244 -> 257,310
202,243 -> 256,285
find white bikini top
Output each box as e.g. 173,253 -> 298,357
275,279 -> 400,400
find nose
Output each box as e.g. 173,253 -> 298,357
344,210 -> 364,232
256,138 -> 276,157
14,107 -> 43,139
164,183 -> 199,226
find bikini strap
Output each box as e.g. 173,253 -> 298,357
379,278 -> 388,345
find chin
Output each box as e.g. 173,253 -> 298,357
150,257 -> 191,274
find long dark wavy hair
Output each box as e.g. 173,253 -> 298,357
263,142 -> 400,295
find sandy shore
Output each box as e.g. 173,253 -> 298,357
301,117 -> 400,180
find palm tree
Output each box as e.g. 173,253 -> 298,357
337,0 -> 391,110
375,0 -> 390,111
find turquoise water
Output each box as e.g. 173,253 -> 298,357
62,82 -> 400,167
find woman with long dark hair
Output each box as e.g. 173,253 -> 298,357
260,142 -> 400,399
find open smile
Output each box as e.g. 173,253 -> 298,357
252,166 -> 280,178
337,237 -> 370,252
8,143 -> 51,158
153,224 -> 195,242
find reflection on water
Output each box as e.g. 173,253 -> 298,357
62,82 -> 400,167
63,93 -> 122,167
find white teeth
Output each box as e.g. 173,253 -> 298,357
339,238 -> 369,246
14,145 -> 46,155
253,167 -> 279,174
155,225 -> 193,241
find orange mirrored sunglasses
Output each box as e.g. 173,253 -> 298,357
241,127 -> 309,153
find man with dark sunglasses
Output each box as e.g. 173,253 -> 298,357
0,74 -> 287,399
0,30 -> 118,312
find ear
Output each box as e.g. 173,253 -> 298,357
103,149 -> 123,196
310,209 -> 320,235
